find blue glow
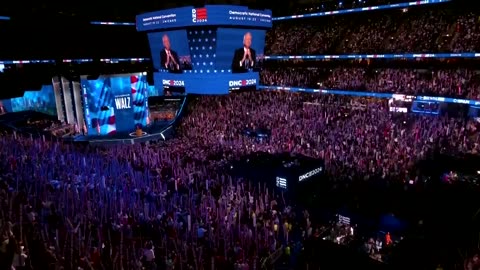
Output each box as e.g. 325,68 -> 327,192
81,74 -> 151,135
148,30 -> 193,71
148,28 -> 267,71
215,28 -> 266,70
0,16 -> 10,20
8,85 -> 57,116
136,5 -> 272,31
153,72 -> 259,95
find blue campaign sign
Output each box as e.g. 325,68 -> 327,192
136,5 -> 272,31
154,71 -> 260,95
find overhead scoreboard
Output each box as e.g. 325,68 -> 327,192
136,5 -> 272,95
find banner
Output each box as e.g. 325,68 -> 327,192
136,5 -> 272,31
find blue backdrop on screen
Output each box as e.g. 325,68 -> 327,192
215,28 -> 265,70
81,74 -> 150,135
130,74 -> 150,128
8,85 -> 57,116
148,30 -> 191,71
147,85 -> 159,97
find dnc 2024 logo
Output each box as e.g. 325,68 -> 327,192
192,8 -> 207,23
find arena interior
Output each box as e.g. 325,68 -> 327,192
1,0 -> 480,269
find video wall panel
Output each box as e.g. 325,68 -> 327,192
1,85 -> 57,116
81,73 -> 150,135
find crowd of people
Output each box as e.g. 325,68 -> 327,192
260,67 -> 480,99
0,133 -> 304,270
1,91 -> 479,269
265,7 -> 480,55
2,3 -> 480,270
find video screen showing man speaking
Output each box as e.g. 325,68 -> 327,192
231,32 -> 256,72
147,30 -> 192,72
215,28 -> 266,72
160,34 -> 181,71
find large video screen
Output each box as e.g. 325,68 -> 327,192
9,85 -> 57,116
81,74 -> 150,135
215,28 -> 266,70
148,30 -> 192,71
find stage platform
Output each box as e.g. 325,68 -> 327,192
69,123 -> 174,145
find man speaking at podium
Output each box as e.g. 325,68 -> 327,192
232,32 -> 256,73
160,34 -> 181,71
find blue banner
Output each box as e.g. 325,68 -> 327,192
274,0 -> 450,21
136,5 -> 272,31
155,71 -> 259,95
264,53 -> 480,60
81,73 -> 151,135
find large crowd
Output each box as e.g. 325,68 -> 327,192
288,0 -> 414,16
2,2 -> 480,270
266,7 -> 480,55
1,91 -> 479,269
261,67 -> 480,99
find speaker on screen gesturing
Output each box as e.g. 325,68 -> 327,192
232,32 -> 256,72
160,34 -> 181,71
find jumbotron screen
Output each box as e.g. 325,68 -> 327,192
148,28 -> 266,71
80,74 -> 150,135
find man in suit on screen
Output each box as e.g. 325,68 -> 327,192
232,32 -> 256,72
160,34 -> 180,71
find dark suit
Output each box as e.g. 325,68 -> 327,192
160,49 -> 181,71
231,47 -> 256,72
